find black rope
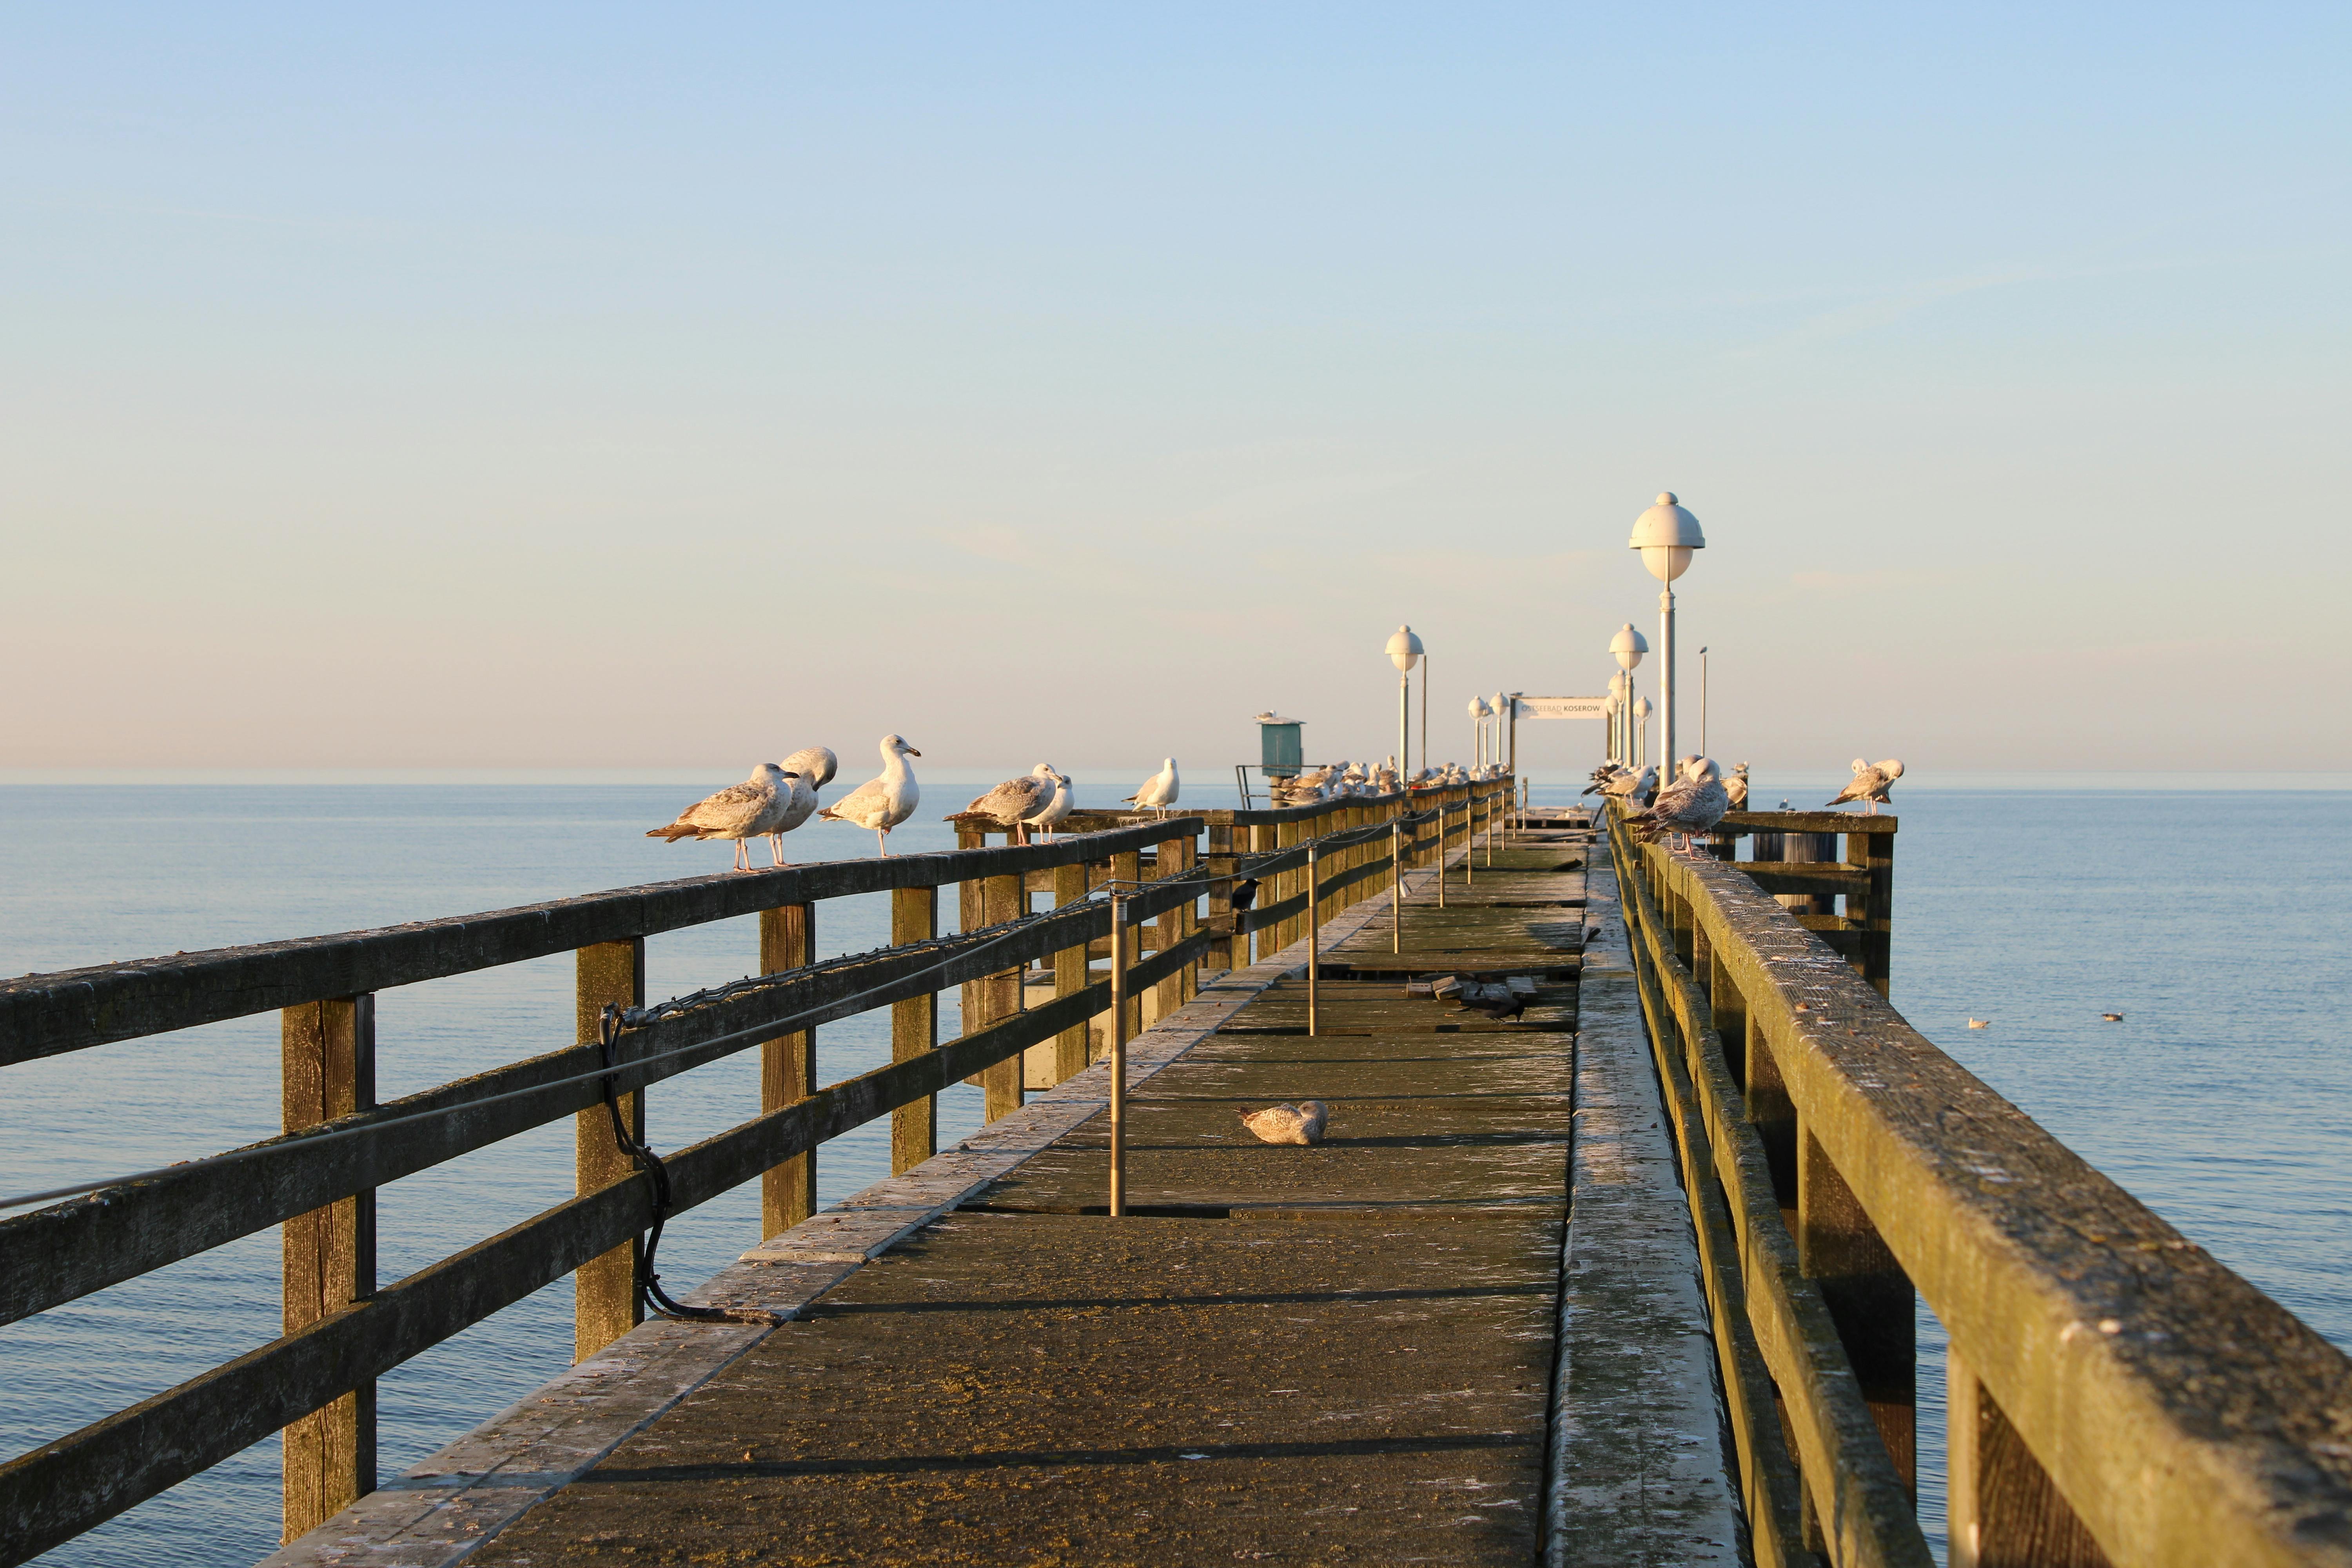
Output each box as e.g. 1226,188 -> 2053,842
597,1004 -> 782,1327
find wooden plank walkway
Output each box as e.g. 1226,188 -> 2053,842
272,815 -> 1742,1567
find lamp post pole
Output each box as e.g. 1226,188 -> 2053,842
1630,492 -> 1705,773
1699,646 -> 1709,757
1609,625 -> 1648,769
1632,695 -> 1651,771
1386,626 -> 1424,788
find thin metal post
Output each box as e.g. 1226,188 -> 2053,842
1305,842 -> 1321,1036
1436,805 -> 1447,908
1399,672 -> 1409,784
1419,655 -> 1428,778
1465,796 -> 1475,887
1391,820 -> 1403,953
1108,893 -> 1127,1218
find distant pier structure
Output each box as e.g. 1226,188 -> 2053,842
4,782 -> 2351,1567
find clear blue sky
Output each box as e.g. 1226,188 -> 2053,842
5,5 -> 2345,775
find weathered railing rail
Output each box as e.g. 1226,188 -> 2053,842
0,779 -> 1505,1565
1605,804 -> 2352,1568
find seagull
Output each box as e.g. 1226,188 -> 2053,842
1967,1018 -> 1991,1029
1583,764 -> 1629,797
1725,763 -> 1750,811
1826,758 -> 1904,815
1629,757 -> 1731,853
1022,767 -> 1073,842
1126,757 -> 1180,817
2101,1012 -> 2124,1022
1238,1101 -> 1328,1146
1599,764 -> 1657,811
763,746 -> 837,864
817,734 -> 922,856
957,765 -> 1057,843
645,764 -> 788,873
1457,990 -> 1528,1022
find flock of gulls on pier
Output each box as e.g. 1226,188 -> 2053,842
647,737 -> 1523,869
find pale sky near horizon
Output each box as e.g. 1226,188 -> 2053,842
5,6 -> 2347,777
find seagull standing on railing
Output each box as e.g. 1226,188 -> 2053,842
955,765 -> 1058,844
1126,758 -> 1180,817
1725,763 -> 1750,811
1630,757 -> 1731,854
818,734 -> 922,855
1826,758 -> 1904,815
763,746 -> 837,864
646,764 -> 789,873
1023,767 -> 1073,842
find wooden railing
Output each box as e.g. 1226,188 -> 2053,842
1604,804 -> 2352,1568
0,779 -> 1506,1565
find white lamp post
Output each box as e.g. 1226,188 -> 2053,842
1490,691 -> 1508,776
1629,492 -> 1705,773
1386,625 -> 1424,786
1609,625 -> 1647,766
1632,695 -> 1652,770
1468,696 -> 1490,771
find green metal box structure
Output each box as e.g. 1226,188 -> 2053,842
1256,713 -> 1304,779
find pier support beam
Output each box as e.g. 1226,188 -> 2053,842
980,869 -> 1024,1121
280,995 -> 376,1543
1051,863 -> 1090,1083
1948,1353 -> 2112,1568
575,940 -> 645,1359
762,905 -> 817,1234
890,887 -> 936,1173
1799,1128 -> 1916,1495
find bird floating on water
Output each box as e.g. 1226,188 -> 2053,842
646,764 -> 792,873
818,734 -> 922,856
1827,759 -> 1904,815
1126,757 -> 1180,817
1967,1018 -> 1991,1029
956,765 -> 1058,843
1239,1101 -> 1328,1146
2102,1012 -> 2124,1022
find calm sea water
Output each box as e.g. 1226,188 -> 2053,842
3,771 -> 2346,1565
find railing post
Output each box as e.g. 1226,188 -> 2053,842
280,995 -> 376,1542
1112,846 -> 1143,1040
1799,1126 -> 1918,1496
1947,1350 -> 2111,1568
1851,826 -> 1894,997
1152,833 -> 1185,1022
574,938 -> 644,1359
1051,862 -> 1091,1080
760,904 -> 816,1234
889,886 -> 936,1173
980,864 -> 1024,1121
1206,818 -> 1240,974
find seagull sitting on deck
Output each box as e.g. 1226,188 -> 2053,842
646,764 -> 790,873
1239,1101 -> 1329,1146
818,734 -> 922,855
955,765 -> 1058,843
1826,759 -> 1903,815
1126,757 -> 1180,817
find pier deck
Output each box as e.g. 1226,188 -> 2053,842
332,817 -> 1737,1566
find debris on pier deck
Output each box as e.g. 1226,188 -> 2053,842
276,812 -> 1740,1567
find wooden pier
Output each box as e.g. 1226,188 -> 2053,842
5,781 -> 2352,1566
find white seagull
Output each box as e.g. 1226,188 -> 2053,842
1126,757 -> 1180,817
646,763 -> 788,873
762,745 -> 837,864
1726,763 -> 1750,811
1238,1100 -> 1330,1146
1023,767 -> 1074,842
958,765 -> 1059,844
818,734 -> 923,855
1826,758 -> 1904,815
1630,756 -> 1731,854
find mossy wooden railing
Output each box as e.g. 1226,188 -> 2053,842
0,778 -> 1504,1565
1604,804 -> 2352,1568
